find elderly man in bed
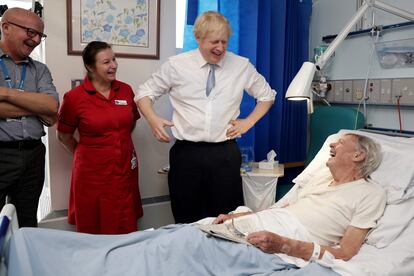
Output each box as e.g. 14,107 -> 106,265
7,133 -> 387,276
213,133 -> 386,263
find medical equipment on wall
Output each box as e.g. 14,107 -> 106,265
312,45 -> 333,102
285,0 -> 414,114
376,38 -> 414,68
313,44 -> 329,64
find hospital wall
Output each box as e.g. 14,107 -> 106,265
39,0 -> 414,229
42,0 -> 176,228
310,0 -> 414,131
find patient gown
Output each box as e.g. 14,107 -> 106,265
57,77 -> 143,234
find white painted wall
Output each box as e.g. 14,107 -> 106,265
42,0 -> 175,217
310,0 -> 414,131
35,0 -> 414,229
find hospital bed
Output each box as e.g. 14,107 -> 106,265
0,129 -> 413,276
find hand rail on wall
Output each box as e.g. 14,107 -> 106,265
322,21 -> 414,43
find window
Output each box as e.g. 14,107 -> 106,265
1,0 -> 32,10
176,0 -> 186,50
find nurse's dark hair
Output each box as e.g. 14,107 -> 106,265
82,41 -> 112,77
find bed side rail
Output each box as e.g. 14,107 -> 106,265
0,204 -> 18,276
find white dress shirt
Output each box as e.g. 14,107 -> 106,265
135,49 -> 276,142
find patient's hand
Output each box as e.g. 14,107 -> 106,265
212,212 -> 252,224
212,214 -> 234,224
247,231 -> 286,254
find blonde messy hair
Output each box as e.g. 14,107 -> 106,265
193,11 -> 232,39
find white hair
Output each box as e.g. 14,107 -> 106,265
349,134 -> 382,179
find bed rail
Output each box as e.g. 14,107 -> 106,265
0,204 -> 18,276
360,128 -> 414,138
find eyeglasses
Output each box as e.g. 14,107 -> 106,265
7,21 -> 47,41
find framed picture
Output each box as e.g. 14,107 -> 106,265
66,0 -> 160,59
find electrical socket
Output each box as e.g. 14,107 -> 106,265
352,80 -> 365,103
326,81 -> 335,102
334,80 -> 344,102
392,78 -> 414,105
367,80 -> 380,103
380,79 -> 392,104
343,80 -> 353,102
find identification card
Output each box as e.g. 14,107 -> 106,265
114,100 -> 127,105
131,155 -> 137,170
6,118 -> 22,122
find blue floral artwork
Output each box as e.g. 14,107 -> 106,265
81,0 -> 149,47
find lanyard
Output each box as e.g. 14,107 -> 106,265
0,58 -> 27,90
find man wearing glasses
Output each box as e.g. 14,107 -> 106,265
0,7 -> 58,227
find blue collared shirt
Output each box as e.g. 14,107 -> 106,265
0,49 -> 59,141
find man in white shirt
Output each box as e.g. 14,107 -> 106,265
213,133 -> 386,262
135,11 -> 276,223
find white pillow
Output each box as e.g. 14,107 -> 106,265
293,129 -> 414,204
366,195 -> 414,248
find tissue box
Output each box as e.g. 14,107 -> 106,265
259,160 -> 275,170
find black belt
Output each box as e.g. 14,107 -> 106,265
0,140 -> 42,150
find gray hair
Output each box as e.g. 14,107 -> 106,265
348,134 -> 382,179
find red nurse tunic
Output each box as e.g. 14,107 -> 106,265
57,77 -> 143,234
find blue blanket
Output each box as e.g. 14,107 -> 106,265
7,225 -> 338,276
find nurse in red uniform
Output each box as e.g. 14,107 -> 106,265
57,41 -> 143,234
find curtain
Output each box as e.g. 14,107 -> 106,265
184,0 -> 312,163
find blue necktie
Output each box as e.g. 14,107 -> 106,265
206,64 -> 215,97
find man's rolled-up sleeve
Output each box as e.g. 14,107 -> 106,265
134,60 -> 174,103
244,62 -> 276,102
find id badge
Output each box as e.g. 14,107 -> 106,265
6,118 -> 22,122
131,155 -> 137,170
115,100 -> 128,105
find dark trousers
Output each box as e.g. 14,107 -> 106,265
0,141 -> 45,227
168,139 -> 244,223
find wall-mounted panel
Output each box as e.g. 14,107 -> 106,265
323,78 -> 414,106
334,80 -> 344,102
343,80 -> 353,102
392,78 -> 414,105
352,80 -> 365,103
367,80 -> 380,103
326,80 -> 335,102
380,79 -> 392,104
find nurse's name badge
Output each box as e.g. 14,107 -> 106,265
131,155 -> 137,170
114,100 -> 128,105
